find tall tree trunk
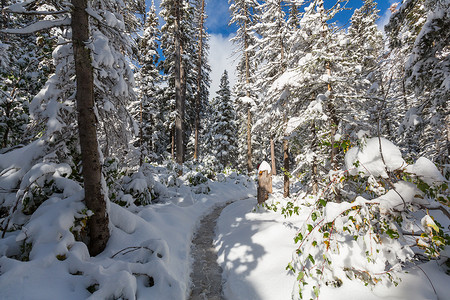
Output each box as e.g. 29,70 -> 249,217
326,62 -> 339,171
283,138 -> 289,197
139,101 -> 143,166
311,119 -> 318,195
72,0 -> 109,256
244,6 -> 253,173
194,0 -> 205,161
270,138 -> 276,175
171,126 -> 175,159
246,105 -> 253,172
174,0 -> 184,165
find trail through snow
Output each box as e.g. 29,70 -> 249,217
189,201 -> 234,300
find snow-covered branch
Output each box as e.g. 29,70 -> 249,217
1,18 -> 71,35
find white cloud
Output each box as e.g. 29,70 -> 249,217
208,33 -> 237,100
376,9 -> 392,33
376,1 -> 398,33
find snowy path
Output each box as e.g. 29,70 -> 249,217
189,201 -> 234,300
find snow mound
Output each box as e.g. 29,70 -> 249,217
258,161 -> 271,173
345,137 -> 405,178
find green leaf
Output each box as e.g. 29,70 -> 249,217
312,212 -> 317,222
318,199 -> 327,207
294,232 -> 304,243
286,262 -> 295,273
307,224 -> 314,233
313,286 -> 319,298
308,254 -> 315,264
297,271 -> 305,281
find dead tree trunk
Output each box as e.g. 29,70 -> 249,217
283,138 -> 290,198
194,0 -> 205,161
257,170 -> 272,204
175,0 -> 184,166
311,119 -> 318,195
270,138 -> 276,175
244,4 -> 253,173
72,0 -> 109,256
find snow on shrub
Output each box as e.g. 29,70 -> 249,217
270,137 -> 449,299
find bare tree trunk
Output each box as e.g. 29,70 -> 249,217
270,138 -> 276,175
246,106 -> 253,173
175,0 -> 184,165
311,120 -> 318,195
326,61 -> 339,171
72,0 -> 109,256
244,5 -> 253,173
139,102 -> 143,166
194,0 -> 205,161
283,107 -> 289,197
171,126 -> 175,159
283,138 -> 289,198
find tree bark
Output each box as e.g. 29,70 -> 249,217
72,0 -> 109,256
283,138 -> 290,198
270,138 -> 276,175
244,4 -> 253,173
139,101 -> 143,166
194,0 -> 205,161
174,0 -> 184,165
246,106 -> 253,173
257,170 -> 272,204
311,120 -> 318,195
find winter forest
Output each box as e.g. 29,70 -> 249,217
0,0 -> 449,299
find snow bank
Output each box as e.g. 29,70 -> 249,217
0,163 -> 256,300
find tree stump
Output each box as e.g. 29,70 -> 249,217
257,170 -> 272,204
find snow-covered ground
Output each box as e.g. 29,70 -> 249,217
215,177 -> 450,300
0,169 -> 255,300
0,164 -> 448,299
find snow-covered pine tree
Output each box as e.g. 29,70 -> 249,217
0,1 -> 53,149
191,0 -> 211,161
0,0 -> 143,255
264,0 -> 341,194
229,0 -> 260,172
251,0 -> 290,193
91,0 -> 141,163
384,0 -> 427,158
160,0 -> 200,163
134,1 -> 165,164
205,70 -> 238,169
402,0 -> 449,167
340,0 -> 383,141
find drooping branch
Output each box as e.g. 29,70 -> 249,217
1,18 -> 70,34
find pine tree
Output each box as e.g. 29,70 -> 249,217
160,0 -> 201,163
0,2 -> 53,149
0,0 -> 142,255
192,0 -> 211,161
205,70 -> 238,169
403,0 -> 449,166
134,1 -> 164,164
229,0 -> 260,172
265,0 -> 346,194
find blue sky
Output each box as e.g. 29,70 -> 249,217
205,0 -> 396,35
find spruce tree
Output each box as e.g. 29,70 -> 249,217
134,1 -> 164,164
206,70 -> 238,169
229,0 -> 260,172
